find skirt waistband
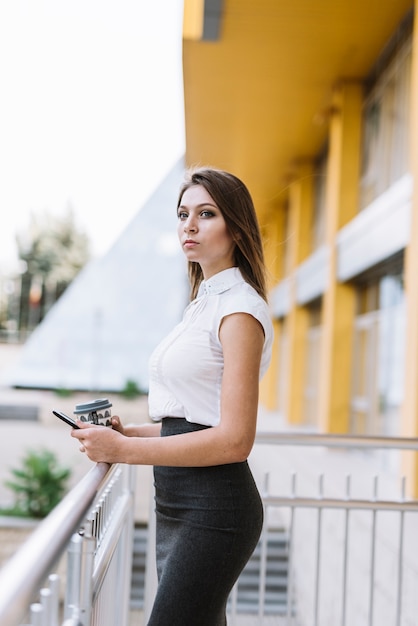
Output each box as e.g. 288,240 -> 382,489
160,417 -> 211,437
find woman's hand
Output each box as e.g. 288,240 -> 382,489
110,415 -> 125,435
71,421 -> 125,463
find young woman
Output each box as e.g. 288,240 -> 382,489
72,167 -> 273,625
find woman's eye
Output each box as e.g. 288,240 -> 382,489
201,210 -> 214,218
178,211 -> 188,220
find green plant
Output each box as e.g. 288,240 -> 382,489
2,449 -> 71,519
54,387 -> 73,397
121,379 -> 143,399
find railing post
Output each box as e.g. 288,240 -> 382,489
286,472 -> 297,625
143,484 -> 158,623
78,531 -> 96,626
62,611 -> 83,626
258,473 -> 270,623
29,603 -> 43,626
396,477 -> 406,626
39,587 -> 52,626
65,534 -> 83,621
313,474 -> 324,626
64,530 -> 96,626
368,476 -> 378,626
48,574 -> 60,626
341,474 -> 351,626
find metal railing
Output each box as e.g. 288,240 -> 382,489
227,431 -> 418,626
3,431 -> 418,626
0,462 -> 135,626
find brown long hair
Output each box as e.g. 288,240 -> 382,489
177,167 -> 268,302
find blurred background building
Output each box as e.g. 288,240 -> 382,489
3,160 -> 188,393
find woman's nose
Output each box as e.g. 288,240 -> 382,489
184,217 -> 197,233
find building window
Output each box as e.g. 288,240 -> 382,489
359,39 -> 412,209
277,317 -> 289,419
350,271 -> 405,436
303,300 -> 322,426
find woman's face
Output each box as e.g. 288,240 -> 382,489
177,184 -> 236,279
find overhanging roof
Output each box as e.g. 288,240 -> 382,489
183,0 -> 414,221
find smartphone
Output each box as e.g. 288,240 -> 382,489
53,410 -> 80,429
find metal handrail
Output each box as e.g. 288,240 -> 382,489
263,495 -> 418,512
243,430 -> 418,626
256,431 -> 418,450
0,462 -> 111,626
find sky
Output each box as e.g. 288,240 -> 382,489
0,0 -> 185,273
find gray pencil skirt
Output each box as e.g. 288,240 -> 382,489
147,417 -> 263,626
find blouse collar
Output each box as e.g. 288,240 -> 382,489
197,267 -> 244,297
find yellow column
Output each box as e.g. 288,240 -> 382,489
285,162 -> 314,424
183,0 -> 205,40
401,1 -> 418,495
260,202 -> 286,410
263,202 -> 286,286
318,82 -> 362,433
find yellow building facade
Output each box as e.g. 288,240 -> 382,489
182,0 -> 418,490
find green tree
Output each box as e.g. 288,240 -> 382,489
16,206 -> 90,330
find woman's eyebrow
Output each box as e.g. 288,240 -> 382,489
178,202 -> 218,209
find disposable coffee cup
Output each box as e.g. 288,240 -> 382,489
73,398 -> 113,427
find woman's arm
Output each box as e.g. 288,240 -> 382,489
71,312 -> 264,466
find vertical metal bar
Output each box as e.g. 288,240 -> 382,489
341,475 -> 351,626
29,603 -> 43,626
143,484 -> 158,624
286,472 -> 296,625
93,506 -> 98,543
40,587 -> 52,626
104,486 -> 109,522
62,607 -> 83,626
96,504 -> 102,544
258,473 -> 270,624
93,509 -> 98,540
78,531 -> 96,625
395,477 -> 406,626
100,495 -> 106,539
119,475 -> 136,626
229,582 -> 238,625
84,518 -> 94,542
100,497 -> 105,537
368,476 -> 378,626
48,574 -> 60,626
64,533 -> 83,621
313,474 -> 324,626
103,491 -> 109,529
258,527 -> 268,625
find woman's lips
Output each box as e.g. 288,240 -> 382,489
184,240 -> 198,248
